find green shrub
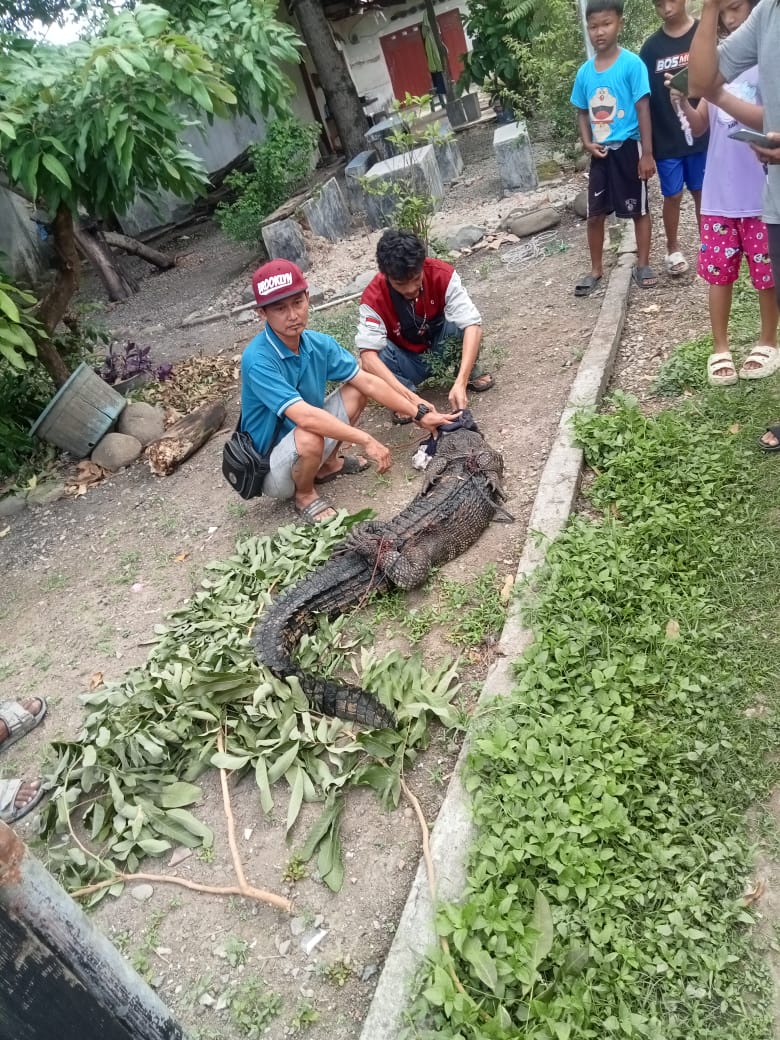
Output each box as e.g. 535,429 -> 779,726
215,118 -> 321,245
0,359 -> 54,480
464,0 -> 660,148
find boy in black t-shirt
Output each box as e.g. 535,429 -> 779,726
640,0 -> 708,277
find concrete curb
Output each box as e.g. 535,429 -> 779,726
358,245 -> 636,1040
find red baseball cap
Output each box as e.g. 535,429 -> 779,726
252,259 -> 308,307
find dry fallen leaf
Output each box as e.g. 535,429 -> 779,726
665,619 -> 681,639
174,552 -> 190,562
743,878 -> 767,905
89,671 -> 104,690
728,423 -> 741,435
0,525 -> 9,538
500,574 -> 514,604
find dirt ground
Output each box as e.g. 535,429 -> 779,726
0,122 -> 714,1039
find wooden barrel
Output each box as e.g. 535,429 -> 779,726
30,362 -> 126,458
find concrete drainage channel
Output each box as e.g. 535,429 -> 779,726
359,230 -> 638,1040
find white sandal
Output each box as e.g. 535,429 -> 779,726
707,351 -> 738,387
665,251 -> 689,275
738,344 -> 780,380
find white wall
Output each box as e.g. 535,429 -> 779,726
332,0 -> 471,117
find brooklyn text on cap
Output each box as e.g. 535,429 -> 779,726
252,260 -> 308,307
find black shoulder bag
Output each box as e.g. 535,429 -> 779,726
222,411 -> 283,500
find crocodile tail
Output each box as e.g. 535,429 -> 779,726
304,673 -> 395,729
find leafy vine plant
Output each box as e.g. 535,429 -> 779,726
40,513 -> 463,905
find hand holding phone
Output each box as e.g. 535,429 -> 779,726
728,128 -> 780,149
667,68 -> 689,94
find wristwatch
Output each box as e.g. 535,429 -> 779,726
414,403 -> 431,423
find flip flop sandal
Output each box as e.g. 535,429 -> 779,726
467,373 -> 495,392
294,496 -> 338,525
707,351 -> 738,387
757,424 -> 780,452
314,456 -> 370,485
739,345 -> 780,380
574,273 -> 602,297
0,777 -> 45,824
0,697 -> 47,754
632,265 -> 658,289
665,251 -> 689,275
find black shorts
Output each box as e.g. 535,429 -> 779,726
588,140 -> 648,220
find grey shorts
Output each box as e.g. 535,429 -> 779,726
261,388 -> 350,500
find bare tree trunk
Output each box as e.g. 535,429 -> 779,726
292,0 -> 370,160
73,223 -> 139,301
103,232 -> 175,271
36,204 -> 80,388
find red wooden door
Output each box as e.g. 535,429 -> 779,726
380,26 -> 431,101
379,10 -> 469,102
437,9 -> 468,83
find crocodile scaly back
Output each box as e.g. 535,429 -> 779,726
253,426 -> 506,729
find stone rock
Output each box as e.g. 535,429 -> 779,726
493,121 -> 538,193
261,218 -> 310,271
363,145 -> 444,229
575,151 -> 591,172
338,269 -> 376,297
307,282 -> 326,305
117,401 -> 165,446
573,190 -> 588,219
236,310 -> 257,326
300,178 -> 351,242
361,963 -> 378,982
536,158 -> 561,182
25,482 -> 66,508
0,494 -> 27,518
240,285 -> 256,304
365,113 -> 406,160
130,883 -> 154,902
91,432 -> 143,471
501,206 -> 561,239
441,225 -> 486,251
290,916 -> 307,937
345,150 -> 378,216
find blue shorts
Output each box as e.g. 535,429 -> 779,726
656,152 -> 707,198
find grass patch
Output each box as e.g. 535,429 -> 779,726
405,381 -> 780,1039
307,301 -> 359,354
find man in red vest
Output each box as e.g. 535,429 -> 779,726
356,229 -> 494,423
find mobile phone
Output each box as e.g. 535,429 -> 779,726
728,128 -> 780,148
668,67 -> 689,94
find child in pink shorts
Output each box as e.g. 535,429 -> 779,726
672,0 -> 779,385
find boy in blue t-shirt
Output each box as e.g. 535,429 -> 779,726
571,0 -> 657,295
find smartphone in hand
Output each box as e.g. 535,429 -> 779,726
668,67 -> 689,94
728,128 -> 780,148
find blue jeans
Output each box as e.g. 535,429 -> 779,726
379,321 -> 484,392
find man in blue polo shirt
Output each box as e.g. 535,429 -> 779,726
241,259 -> 459,524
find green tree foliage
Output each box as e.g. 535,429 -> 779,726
0,273 -> 40,371
215,117 -> 320,244
462,0 -> 659,144
0,1 -> 301,385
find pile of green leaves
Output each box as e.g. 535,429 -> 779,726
216,118 -> 321,244
406,389 -> 780,1038
40,513 -> 462,900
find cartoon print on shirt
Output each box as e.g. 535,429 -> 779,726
588,87 -> 625,143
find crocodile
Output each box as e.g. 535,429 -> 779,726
253,418 -> 508,729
